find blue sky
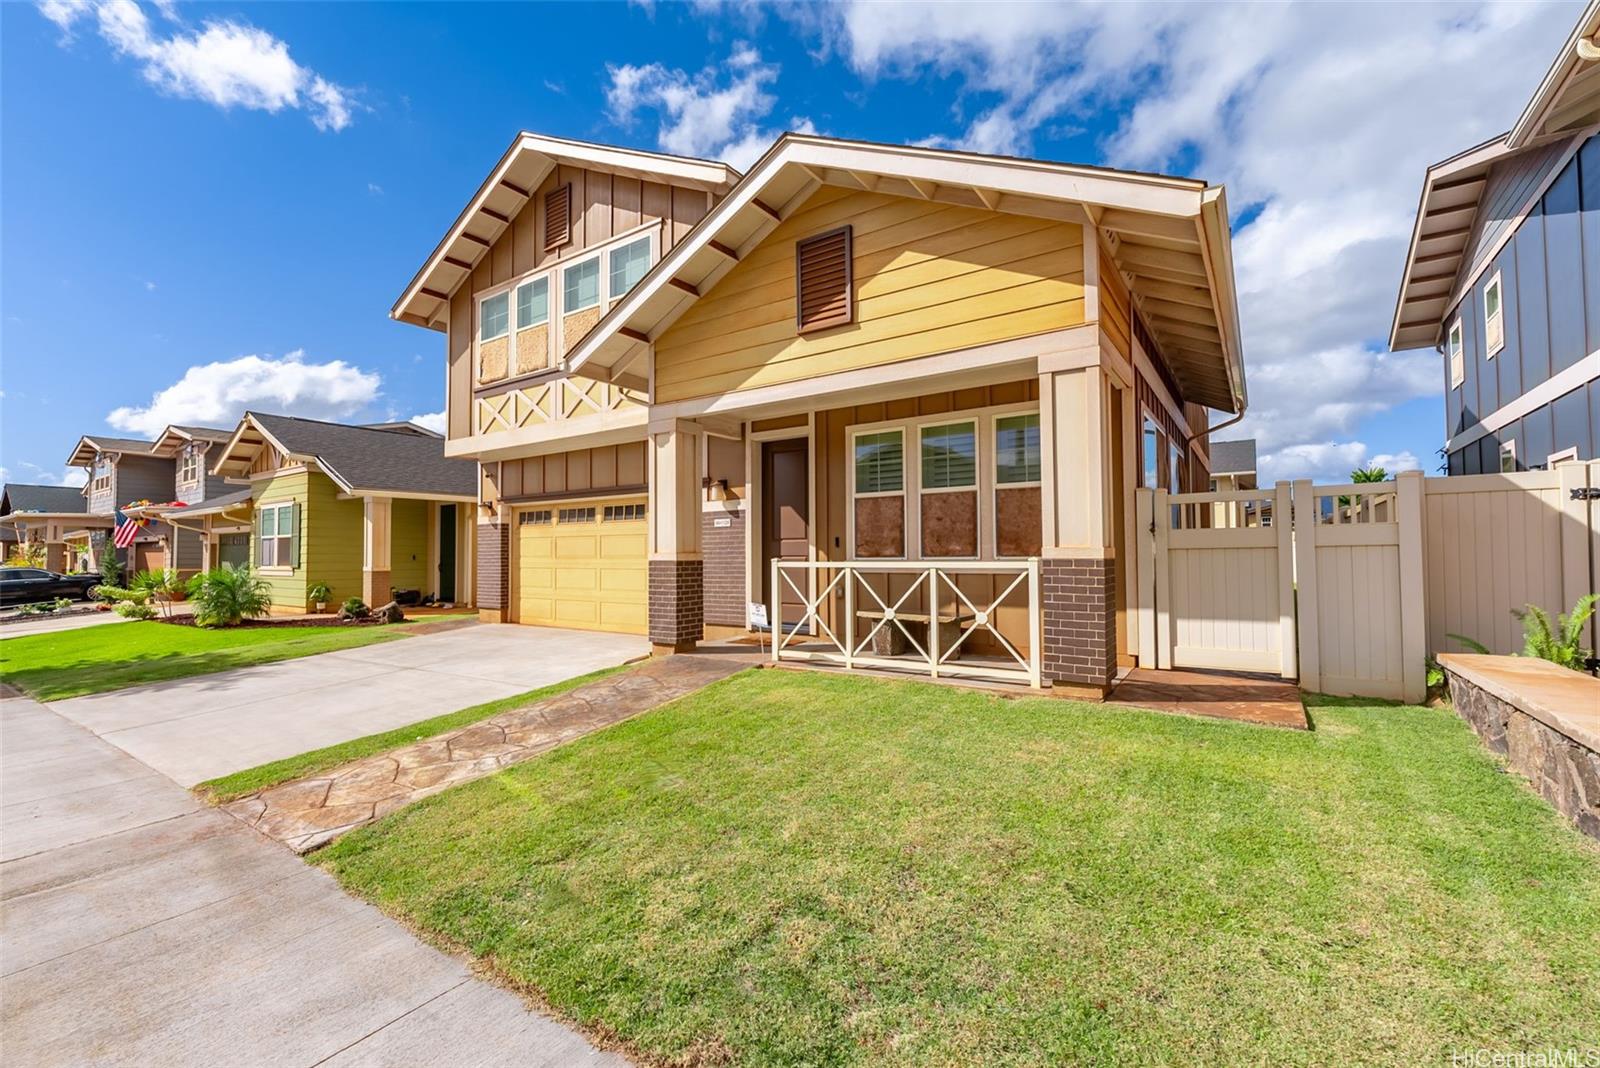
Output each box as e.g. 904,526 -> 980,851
0,0 -> 1581,489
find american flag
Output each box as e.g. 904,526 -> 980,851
113,513 -> 140,549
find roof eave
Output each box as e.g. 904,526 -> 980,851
1508,0 -> 1600,150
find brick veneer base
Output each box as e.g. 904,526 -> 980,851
476,522 -> 509,611
701,509 -> 747,627
649,558 -> 704,652
1042,557 -> 1116,693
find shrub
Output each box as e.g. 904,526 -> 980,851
1448,593 -> 1598,672
188,564 -> 273,628
16,597 -> 73,616
340,597 -> 369,617
91,586 -> 149,605
4,543 -> 47,568
97,547 -> 123,589
308,582 -> 332,605
130,568 -> 183,619
114,600 -> 157,620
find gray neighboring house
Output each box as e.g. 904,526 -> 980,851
1209,439 -> 1258,491
0,483 -> 111,572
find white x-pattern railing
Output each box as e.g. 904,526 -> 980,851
771,559 -> 1042,687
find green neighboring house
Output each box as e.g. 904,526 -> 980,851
207,413 -> 478,613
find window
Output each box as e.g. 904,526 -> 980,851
1448,317 -> 1464,389
519,509 -> 551,526
1142,417 -> 1162,489
258,502 -> 294,568
558,506 -> 596,524
1499,440 -> 1517,473
1548,446 -> 1579,467
1484,272 -> 1504,357
855,430 -> 904,493
93,455 -> 113,493
603,503 -> 646,522
796,225 -> 854,332
609,237 -> 652,299
994,414 -> 1040,485
479,292 -> 509,341
544,184 -> 571,251
920,422 -> 977,489
178,447 -> 199,485
517,277 -> 548,328
1170,442 -> 1184,494
852,429 -> 905,558
563,257 -> 600,312
919,422 -> 977,558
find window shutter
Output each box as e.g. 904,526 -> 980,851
289,503 -> 301,570
256,508 -> 268,567
795,225 -> 853,333
544,184 -> 572,252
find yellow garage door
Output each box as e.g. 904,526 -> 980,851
516,496 -> 647,634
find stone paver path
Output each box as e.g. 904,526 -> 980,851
228,652 -> 754,852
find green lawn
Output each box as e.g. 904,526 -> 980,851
0,618 -> 462,701
316,670 -> 1600,1066
197,664 -> 626,802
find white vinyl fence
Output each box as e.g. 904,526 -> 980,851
1137,462 -> 1598,703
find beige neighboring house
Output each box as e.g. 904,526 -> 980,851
0,484 -> 113,572
1206,438 -> 1262,527
392,131 -> 1247,694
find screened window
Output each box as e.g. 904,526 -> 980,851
563,257 -> 600,312
920,423 -> 977,489
517,277 -> 549,328
854,431 -> 904,493
995,414 -> 1041,484
1484,273 -> 1504,357
479,292 -> 509,341
1448,318 -> 1464,388
258,502 -> 294,568
609,237 -> 652,299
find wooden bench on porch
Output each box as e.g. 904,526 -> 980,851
856,609 -> 974,660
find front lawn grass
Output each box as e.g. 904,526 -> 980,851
315,670 -> 1600,1065
196,664 -> 626,803
0,618 -> 449,701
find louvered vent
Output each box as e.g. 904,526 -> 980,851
795,225 -> 853,333
544,185 -> 571,252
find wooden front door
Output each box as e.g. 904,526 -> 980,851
761,439 -> 810,626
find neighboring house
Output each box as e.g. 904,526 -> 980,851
1206,438 -> 1263,527
206,413 -> 477,613
64,433 -> 207,574
0,483 -> 111,572
391,131 -> 1246,695
1391,0 -> 1600,474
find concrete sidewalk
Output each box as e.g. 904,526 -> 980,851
0,686 -> 626,1067
50,624 -> 648,786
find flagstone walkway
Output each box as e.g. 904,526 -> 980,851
226,652 -> 755,852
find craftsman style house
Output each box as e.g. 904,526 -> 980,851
1391,1 -> 1600,473
393,132 -> 1246,694
0,483 -> 110,572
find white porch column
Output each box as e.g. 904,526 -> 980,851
647,418 -> 705,654
362,495 -> 392,607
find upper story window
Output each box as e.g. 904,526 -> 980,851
1141,417 -> 1162,488
92,455 -> 113,493
517,277 -> 549,329
1483,272 -> 1504,357
609,236 -> 652,299
480,292 -> 509,341
1499,439 -> 1517,473
995,414 -> 1041,485
563,256 -> 601,313
1448,317 -> 1464,389
178,446 -> 199,486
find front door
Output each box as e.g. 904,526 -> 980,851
438,504 -> 457,602
761,439 -> 810,627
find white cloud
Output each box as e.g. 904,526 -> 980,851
805,1 -> 1570,480
1257,443 -> 1425,487
367,182 -> 384,196
17,461 -> 89,489
37,0 -> 355,130
105,351 -> 381,436
409,410 -> 446,434
605,44 -> 809,169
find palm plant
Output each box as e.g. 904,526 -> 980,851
188,564 -> 273,628
129,568 -> 183,619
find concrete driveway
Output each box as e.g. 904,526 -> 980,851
50,624 -> 648,786
0,686 -> 625,1066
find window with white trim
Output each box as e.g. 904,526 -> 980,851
258,502 -> 294,567
1141,416 -> 1162,489
92,454 -> 113,494
1547,446 -> 1579,467
1484,272 -> 1504,357
517,277 -> 549,329
1448,317 -> 1464,389
608,236 -> 652,299
479,292 -> 509,342
852,429 -> 905,558
563,256 -> 601,312
1499,439 -> 1517,473
919,421 -> 978,558
994,413 -> 1042,558
178,446 -> 199,486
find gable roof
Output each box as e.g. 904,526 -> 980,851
1,483 -> 89,515
212,413 -> 476,498
151,424 -> 236,456
65,434 -> 160,467
560,133 -> 1247,413
1209,438 -> 1257,477
1390,0 -> 1600,351
391,132 -> 742,331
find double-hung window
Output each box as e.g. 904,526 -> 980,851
1448,317 -> 1464,388
517,277 -> 548,330
919,421 -> 978,557
515,276 -> 550,371
609,236 -> 652,299
563,256 -> 601,313
258,502 -> 295,568
479,292 -> 509,342
994,413 -> 1042,557
1484,272 -> 1504,357
852,430 -> 905,558
178,447 -> 199,486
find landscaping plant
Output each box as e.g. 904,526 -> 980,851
339,596 -> 369,619
113,600 -> 156,620
129,568 -> 183,619
4,542 -> 47,568
97,546 -> 123,590
308,582 -> 332,612
1448,592 -> 1597,671
187,564 -> 273,628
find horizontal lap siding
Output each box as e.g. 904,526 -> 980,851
251,471 -> 312,611
653,188 -> 1085,404
388,499 -> 429,594
308,474 -> 364,608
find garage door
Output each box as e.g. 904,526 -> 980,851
516,496 -> 647,634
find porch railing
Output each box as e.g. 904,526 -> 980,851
771,559 -> 1042,688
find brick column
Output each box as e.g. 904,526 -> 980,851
476,521 -> 509,623
649,558 -> 703,653
1042,557 -> 1116,696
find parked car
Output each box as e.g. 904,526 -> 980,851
0,568 -> 102,607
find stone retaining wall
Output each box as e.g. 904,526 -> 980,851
1445,666 -> 1600,841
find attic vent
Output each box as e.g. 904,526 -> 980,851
544,184 -> 572,252
795,225 -> 853,333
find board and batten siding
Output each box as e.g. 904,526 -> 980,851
652,187 -> 1086,404
446,165 -> 717,440
1446,132 -> 1600,471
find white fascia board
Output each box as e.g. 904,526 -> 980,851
1508,0 -> 1600,149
